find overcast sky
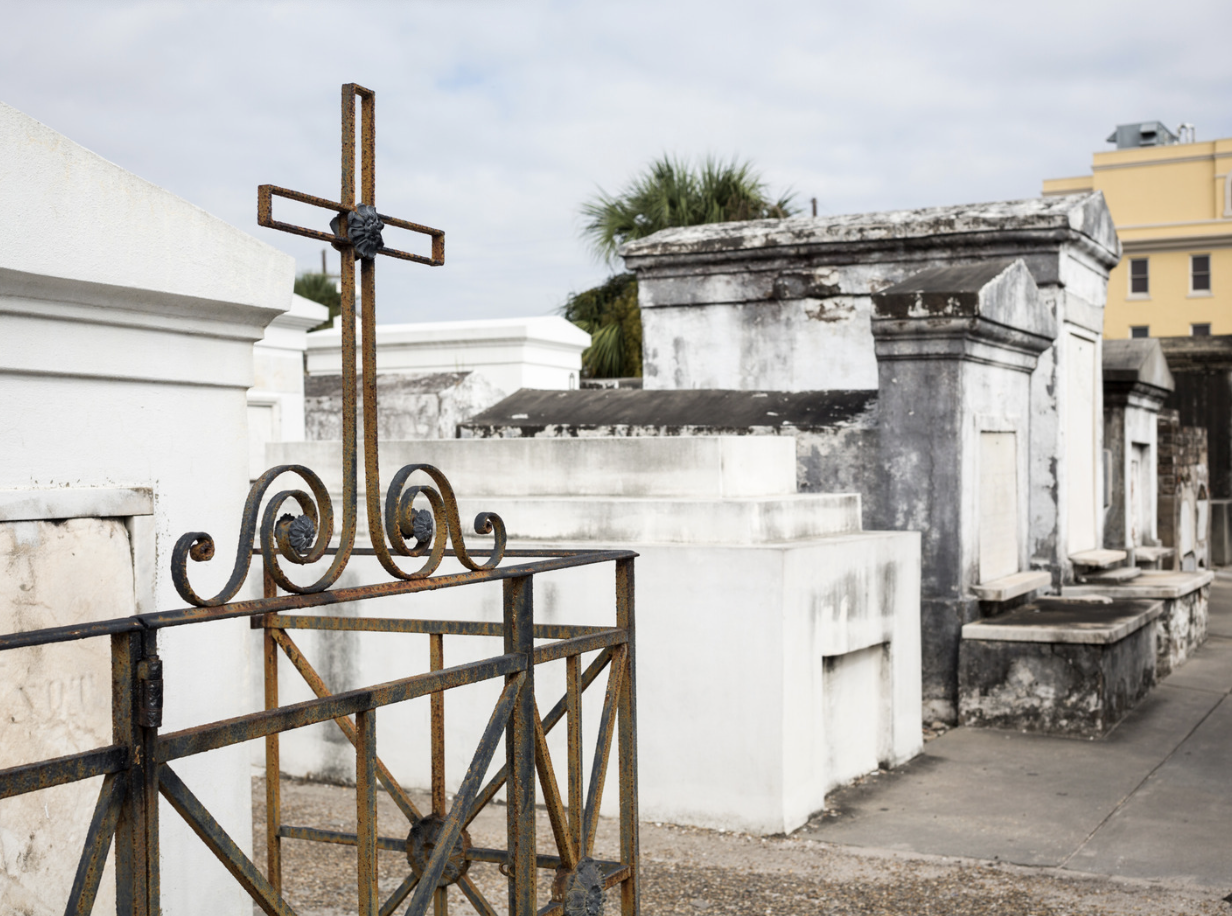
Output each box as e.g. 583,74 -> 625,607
3,0 -> 1229,323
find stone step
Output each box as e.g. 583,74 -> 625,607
971,570 -> 1051,602
1069,548 -> 1128,569
1134,545 -> 1174,567
1078,566 -> 1142,585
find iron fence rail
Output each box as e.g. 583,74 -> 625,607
0,549 -> 640,916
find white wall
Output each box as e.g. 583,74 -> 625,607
0,101 -> 293,916
249,293 -> 329,478
306,314 -> 590,394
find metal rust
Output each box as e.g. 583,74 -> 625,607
407,815 -> 472,887
0,82 -> 641,916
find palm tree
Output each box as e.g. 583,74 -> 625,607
580,156 -> 797,264
562,273 -> 641,379
294,272 -> 342,331
566,157 -> 797,378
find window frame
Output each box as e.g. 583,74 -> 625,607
1191,323 -> 1212,337
1128,257 -> 1150,298
1130,326 -> 1150,339
1190,253 -> 1212,295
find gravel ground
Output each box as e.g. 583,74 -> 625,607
252,776 -> 1227,916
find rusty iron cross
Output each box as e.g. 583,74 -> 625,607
249,82 -> 455,600
257,82 -> 444,272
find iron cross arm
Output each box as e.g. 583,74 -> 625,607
257,185 -> 444,267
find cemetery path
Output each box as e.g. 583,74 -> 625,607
250,775 -> 1221,915
244,580 -> 1232,915
800,574 -> 1232,908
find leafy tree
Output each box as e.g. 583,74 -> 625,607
294,272 -> 342,331
567,157 -> 797,378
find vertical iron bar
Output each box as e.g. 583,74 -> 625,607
430,632 -> 448,916
503,576 -> 536,915
337,84 -> 360,572
566,654 -> 582,859
140,629 -> 160,911
341,83 -> 356,208
431,637 -> 446,815
360,88 -> 375,207
360,250 -> 381,560
112,631 -> 145,916
263,569 -> 281,892
616,559 -> 639,916
356,707 -> 378,916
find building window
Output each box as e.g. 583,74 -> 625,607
1192,323 -> 1211,336
1192,254 -> 1211,293
1129,258 -> 1149,295
1130,326 -> 1150,338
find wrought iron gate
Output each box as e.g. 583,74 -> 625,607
0,84 -> 639,916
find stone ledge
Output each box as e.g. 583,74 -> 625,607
1133,545 -> 1174,565
0,487 -> 153,522
961,599 -> 1163,645
1079,566 -> 1142,584
971,570 -> 1051,602
1063,569 -> 1214,600
1069,548 -> 1128,569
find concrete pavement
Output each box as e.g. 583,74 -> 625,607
802,575 -> 1232,889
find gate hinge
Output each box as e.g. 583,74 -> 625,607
137,655 -> 163,729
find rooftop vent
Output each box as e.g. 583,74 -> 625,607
1107,121 -> 1180,149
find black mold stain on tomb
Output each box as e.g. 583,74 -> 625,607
464,388 -> 878,433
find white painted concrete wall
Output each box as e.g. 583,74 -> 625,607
249,293 -> 329,479
263,436 -> 922,835
306,315 -> 590,394
0,102 -> 293,916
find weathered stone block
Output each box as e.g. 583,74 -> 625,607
958,599 -> 1161,736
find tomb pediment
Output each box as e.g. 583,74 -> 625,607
1103,338 -> 1175,398
871,258 -> 1055,342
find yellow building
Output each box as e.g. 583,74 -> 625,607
1043,123 -> 1232,339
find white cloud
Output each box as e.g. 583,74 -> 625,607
1,0 -> 1228,321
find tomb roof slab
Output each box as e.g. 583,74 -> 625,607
463,388 -> 878,432
0,103 -> 293,316
1156,334 -> 1232,371
621,193 -> 1120,270
1063,569 -> 1214,600
961,598 -> 1163,644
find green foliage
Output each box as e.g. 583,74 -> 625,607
580,155 -> 798,264
562,273 -> 642,379
294,272 -> 342,330
566,156 -> 797,378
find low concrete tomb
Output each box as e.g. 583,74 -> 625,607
303,315 -> 590,440
264,435 -> 922,835
958,598 -> 1162,736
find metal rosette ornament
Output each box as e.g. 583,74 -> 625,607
405,815 -> 472,888
552,858 -> 606,916
331,204 -> 385,259
171,464 -> 343,607
379,463 -> 507,579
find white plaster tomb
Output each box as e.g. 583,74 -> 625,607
264,435 -> 923,835
0,101 -> 292,915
